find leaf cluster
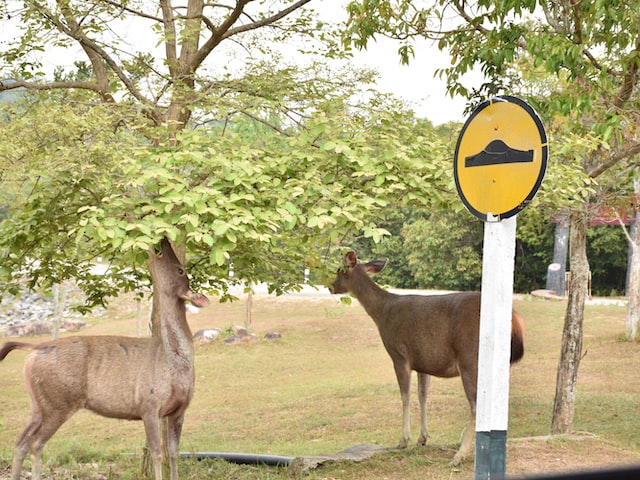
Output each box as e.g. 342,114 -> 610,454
343,1 -> 640,178
0,77 -> 453,309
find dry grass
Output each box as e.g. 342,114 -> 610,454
0,292 -> 639,479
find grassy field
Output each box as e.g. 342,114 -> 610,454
0,291 -> 639,479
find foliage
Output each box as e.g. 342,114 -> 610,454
514,209 -> 556,293
404,210 -> 482,291
0,97 -> 143,306
0,1 -> 469,310
344,0 -> 640,174
0,80 -> 453,308
344,204 -> 559,294
344,206 -> 429,289
587,225 -> 628,296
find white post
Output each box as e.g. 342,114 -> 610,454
475,214 -> 517,479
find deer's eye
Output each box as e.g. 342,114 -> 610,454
178,267 -> 185,276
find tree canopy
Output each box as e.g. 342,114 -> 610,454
0,68 -> 451,308
0,1 -> 456,308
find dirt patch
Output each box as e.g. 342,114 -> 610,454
506,434 -> 640,477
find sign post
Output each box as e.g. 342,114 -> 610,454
454,95 -> 547,479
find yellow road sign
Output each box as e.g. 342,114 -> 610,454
454,96 -> 548,221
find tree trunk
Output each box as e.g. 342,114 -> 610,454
626,177 -> 640,340
551,212 -> 589,434
245,286 -> 253,329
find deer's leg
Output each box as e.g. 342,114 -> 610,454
143,414 -> 164,480
11,434 -> 29,480
14,407 -> 69,480
451,368 -> 478,466
416,372 -> 430,446
165,413 -> 185,480
393,361 -> 412,449
12,408 -> 43,480
452,408 -> 476,466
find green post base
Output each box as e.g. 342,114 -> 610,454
474,430 -> 506,480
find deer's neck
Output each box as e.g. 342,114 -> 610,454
159,297 -> 194,371
350,268 -> 394,326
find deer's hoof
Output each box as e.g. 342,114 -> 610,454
416,434 -> 428,446
396,438 -> 409,449
449,453 -> 467,466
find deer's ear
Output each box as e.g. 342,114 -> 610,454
364,259 -> 387,274
344,251 -> 358,268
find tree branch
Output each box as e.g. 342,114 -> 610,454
28,0 -> 155,110
614,24 -> 640,108
222,0 -> 313,39
0,78 -> 112,94
192,0 -> 313,71
101,0 -> 164,22
588,142 -> 640,178
451,0 -> 489,35
55,0 -> 114,102
160,0 -> 179,78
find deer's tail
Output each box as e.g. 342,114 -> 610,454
0,342 -> 32,361
510,310 -> 525,364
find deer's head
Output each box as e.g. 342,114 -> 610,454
329,251 -> 387,294
149,238 -> 210,308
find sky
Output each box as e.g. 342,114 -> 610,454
319,0 -> 483,125
349,37 -> 471,125
319,1 -> 475,125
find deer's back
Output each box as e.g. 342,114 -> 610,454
24,335 -> 190,420
375,292 -> 481,378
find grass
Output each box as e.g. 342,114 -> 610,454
1,292 -> 639,479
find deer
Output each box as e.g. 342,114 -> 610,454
0,238 -> 210,480
329,251 -> 525,465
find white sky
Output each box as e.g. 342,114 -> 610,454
349,37 -> 471,125
319,1 -> 475,125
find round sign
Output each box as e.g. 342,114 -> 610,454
454,95 -> 548,221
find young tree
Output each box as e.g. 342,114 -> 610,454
342,0 -> 640,435
0,1 -> 447,307
0,71 -> 449,302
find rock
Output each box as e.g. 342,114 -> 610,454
5,322 -> 51,337
62,320 -> 86,332
231,325 -> 248,336
193,328 -> 222,343
0,289 -> 87,337
288,443 -> 387,476
224,333 -> 258,345
193,326 -> 280,345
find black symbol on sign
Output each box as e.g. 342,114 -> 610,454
465,139 -> 533,167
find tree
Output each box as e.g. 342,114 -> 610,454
342,0 -> 640,436
626,175 -> 640,339
0,73 -> 450,302
0,1 -> 446,304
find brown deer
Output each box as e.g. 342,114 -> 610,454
0,238 -> 209,480
329,251 -> 525,465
